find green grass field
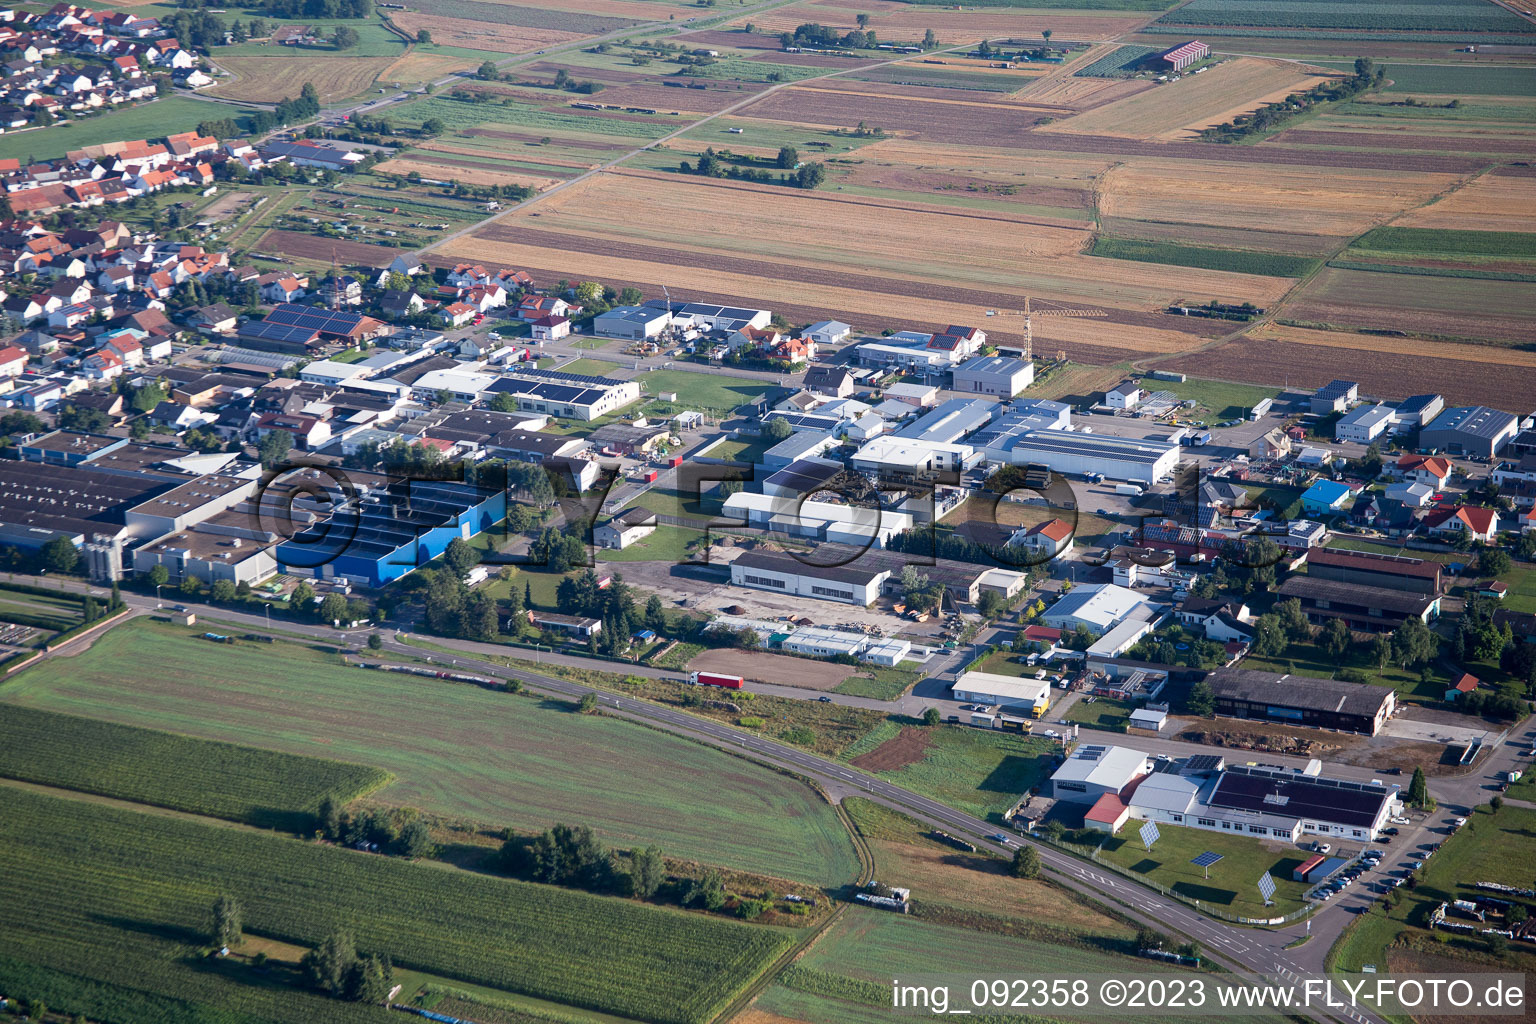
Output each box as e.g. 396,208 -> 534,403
1350,227 -> 1536,263
1090,237 -> 1321,278
0,585 -> 82,632
638,369 -> 768,415
708,436 -> 775,465
1151,376 -> 1280,421
0,787 -> 792,1024
1062,695 -> 1133,729
1092,823 -> 1311,918
1310,61 -> 1536,97
596,524 -> 708,563
0,704 -> 390,829
841,721 -> 1054,822
213,20 -> 406,58
559,357 -> 628,377
833,666 -> 922,701
0,97 -> 252,163
0,619 -> 860,885
1330,804 -> 1536,975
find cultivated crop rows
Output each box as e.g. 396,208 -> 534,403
1157,0 -> 1536,32
410,0 -> 637,34
0,789 -> 792,1024
0,704 -> 392,827
1074,44 -> 1159,78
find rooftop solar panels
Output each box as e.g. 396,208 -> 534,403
239,319 -> 319,345
264,303 -> 370,334
506,365 -> 621,387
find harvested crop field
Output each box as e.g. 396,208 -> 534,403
1288,265 -> 1536,343
472,0 -> 671,18
590,83 -> 765,114
1013,74 -> 1152,110
390,12 -> 584,53
449,169 -> 1289,329
208,55 -> 394,102
1267,129 -> 1536,155
374,154 -> 558,188
379,51 -> 479,85
462,126 -> 632,151
259,229 -> 402,266
1041,58 -> 1329,140
1159,328 -> 1536,410
1100,216 -> 1346,255
409,0 -> 640,33
418,140 -> 592,170
850,726 -> 935,772
1098,159 -> 1458,235
1395,172 -> 1536,233
688,649 -> 855,691
740,85 -> 1053,147
724,2 -> 1150,43
855,138 -> 1112,187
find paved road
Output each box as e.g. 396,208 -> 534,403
20,579 -> 1439,1022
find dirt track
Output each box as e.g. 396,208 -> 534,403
688,649 -> 855,691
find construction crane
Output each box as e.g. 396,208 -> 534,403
984,296 -> 1106,361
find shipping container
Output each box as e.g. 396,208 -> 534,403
643,469 -> 659,483
690,671 -> 744,690
669,455 -> 683,468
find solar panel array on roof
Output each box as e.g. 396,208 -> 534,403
485,377 -> 611,406
265,304 -> 370,334
239,319 -> 318,344
506,365 -> 622,387
1209,766 -> 1390,829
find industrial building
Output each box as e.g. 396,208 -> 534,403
761,457 -> 845,498
1335,403 -> 1394,444
850,436 -> 978,478
1419,405 -> 1519,458
593,305 -> 672,340
951,355 -> 1034,398
483,366 -> 641,421
894,398 -> 998,445
720,491 -> 914,547
1159,39 -> 1209,71
1394,394 -> 1444,430
1276,575 -> 1440,633
1311,380 -> 1359,415
780,625 -> 911,666
987,430 -> 1179,484
1049,744 -> 1150,803
593,508 -> 657,550
1205,668 -> 1397,735
760,431 -> 839,471
1302,547 -> 1441,594
728,549 -> 890,605
274,477 -> 507,586
951,671 -> 1051,717
1042,583 -> 1163,635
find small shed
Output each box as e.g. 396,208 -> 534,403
1128,708 -> 1167,732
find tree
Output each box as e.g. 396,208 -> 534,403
210,894 -> 242,948
1010,845 -> 1040,879
762,416 -> 793,442
793,162 -> 826,189
210,579 -> 237,603
856,12 -> 870,28
301,932 -> 356,995
1274,597 -> 1310,641
644,594 -> 666,633
687,870 -> 726,911
319,592 -> 348,624
478,60 -> 499,80
578,691 -> 599,714
148,564 -> 171,588
1042,28 -> 1053,42
775,144 -> 799,169
1480,547 -> 1512,578
1370,633 -> 1393,670
421,117 -> 445,136
291,580 -> 316,615
630,845 -> 665,898
396,819 -> 433,859
1501,641 -> 1536,690
332,25 -> 358,49
40,535 -> 79,574
367,631 -> 383,651
1249,613 -> 1287,658
343,953 -> 393,1003
922,706 -> 941,726
443,536 -> 480,578
1321,618 -> 1352,660
258,429 -> 293,470
1407,766 -> 1429,809
416,28 -> 431,43
318,794 -> 342,839
1392,617 -> 1438,669
1185,679 -> 1215,717
922,28 -> 937,50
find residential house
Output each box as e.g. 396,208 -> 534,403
1423,505 -> 1500,544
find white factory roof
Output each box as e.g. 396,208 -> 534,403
722,492 -> 914,533
952,671 -> 1050,704
1129,770 -> 1198,814
1052,744 -> 1149,790
1044,584 -> 1159,633
851,435 -> 973,465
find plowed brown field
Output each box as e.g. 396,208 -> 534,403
390,12 -> 584,53
379,51 -> 478,86
725,1 -> 1148,43
260,230 -> 402,267
1395,172 -> 1536,233
1286,266 -> 1536,344
740,86 -> 1052,147
209,56 -> 394,103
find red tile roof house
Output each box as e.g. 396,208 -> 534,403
530,314 -> 569,341
0,345 -> 28,378
1444,673 -> 1479,701
1423,505 -> 1500,544
1395,453 -> 1454,489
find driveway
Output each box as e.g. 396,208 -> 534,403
1381,717 -> 1490,747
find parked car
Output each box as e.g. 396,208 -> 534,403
990,833 -> 1011,844
1382,827 -> 1400,836
1391,815 -> 1411,825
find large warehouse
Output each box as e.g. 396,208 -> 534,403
483,366 -> 640,421
1419,405 -> 1519,458
991,430 -> 1179,484
728,549 -> 890,606
950,671 -> 1050,716
1205,668 -> 1396,735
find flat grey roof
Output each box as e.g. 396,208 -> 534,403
1009,430 -> 1177,465
1423,405 -> 1517,441
1207,667 -> 1393,717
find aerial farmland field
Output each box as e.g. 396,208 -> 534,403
0,787 -> 792,1024
0,620 -> 860,885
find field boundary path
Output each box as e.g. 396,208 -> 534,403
21,577 -> 1519,1022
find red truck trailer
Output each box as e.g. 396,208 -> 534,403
643,469 -> 659,483
689,671 -> 744,690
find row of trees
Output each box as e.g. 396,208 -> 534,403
1201,58 -> 1384,142
679,148 -> 827,189
315,795 -> 433,859
203,893 -> 393,1001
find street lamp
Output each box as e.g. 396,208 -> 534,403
155,584 -> 162,609
264,603 -> 271,630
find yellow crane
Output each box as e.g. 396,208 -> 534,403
984,296 -> 1106,361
